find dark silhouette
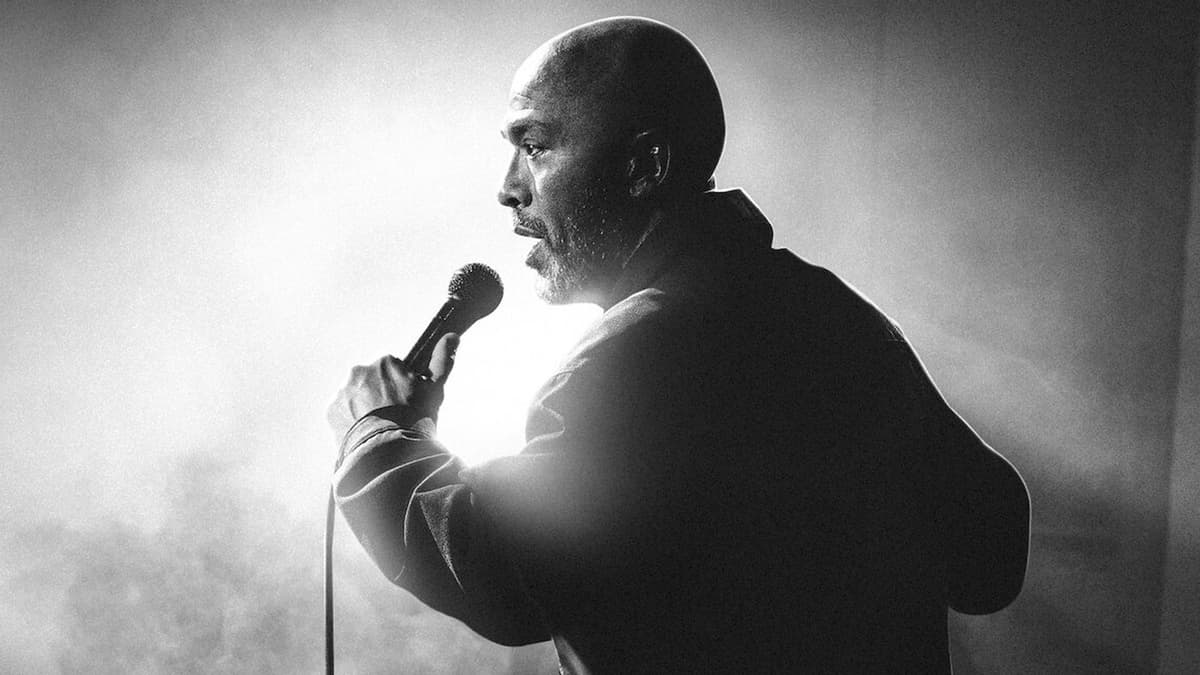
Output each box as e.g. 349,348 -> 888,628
328,17 -> 1030,673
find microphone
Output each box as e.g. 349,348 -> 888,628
326,262 -> 502,675
404,262 -> 504,373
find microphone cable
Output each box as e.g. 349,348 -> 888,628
322,263 -> 501,675
325,488 -> 336,675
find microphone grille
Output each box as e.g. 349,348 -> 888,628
448,262 -> 504,318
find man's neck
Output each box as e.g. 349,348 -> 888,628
596,189 -> 775,309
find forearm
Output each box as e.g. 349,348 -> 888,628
332,409 -> 549,645
333,409 -> 458,579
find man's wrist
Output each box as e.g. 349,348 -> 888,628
337,407 -> 437,469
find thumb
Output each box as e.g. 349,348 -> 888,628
428,333 -> 460,383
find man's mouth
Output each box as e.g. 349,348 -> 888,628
514,223 -> 543,238
512,213 -> 545,239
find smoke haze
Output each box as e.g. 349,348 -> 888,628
1,1 -> 1195,672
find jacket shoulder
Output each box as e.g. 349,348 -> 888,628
556,287 -> 696,375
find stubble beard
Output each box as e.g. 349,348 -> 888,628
519,183 -> 639,305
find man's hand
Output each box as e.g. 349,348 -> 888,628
327,333 -> 460,442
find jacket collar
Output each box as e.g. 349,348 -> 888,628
608,188 -> 773,305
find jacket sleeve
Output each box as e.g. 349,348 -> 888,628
332,411 -> 550,646
333,307 -> 705,642
897,345 -> 1032,615
934,403 -> 1031,615
459,364 -> 692,590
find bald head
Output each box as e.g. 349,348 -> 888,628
515,17 -> 725,195
499,19 -> 727,305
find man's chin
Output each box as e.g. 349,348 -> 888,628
534,281 -> 570,305
525,240 -> 615,306
531,268 -> 578,305
526,243 -> 571,304
527,261 -> 586,305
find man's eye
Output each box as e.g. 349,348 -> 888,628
521,143 -> 544,157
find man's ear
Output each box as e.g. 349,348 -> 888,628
626,129 -> 671,198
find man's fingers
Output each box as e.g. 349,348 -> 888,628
328,346 -> 451,446
428,333 -> 461,383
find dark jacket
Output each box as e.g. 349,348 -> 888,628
333,190 -> 1030,673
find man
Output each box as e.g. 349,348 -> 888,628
328,17 -> 1029,673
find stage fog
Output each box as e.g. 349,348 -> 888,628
1,1 -> 1196,672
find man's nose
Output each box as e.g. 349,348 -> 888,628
497,151 -> 530,209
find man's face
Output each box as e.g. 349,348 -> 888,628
498,51 -> 638,305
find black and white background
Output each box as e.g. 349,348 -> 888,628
1,1 -> 1197,672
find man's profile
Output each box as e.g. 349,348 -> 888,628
327,16 -> 1030,673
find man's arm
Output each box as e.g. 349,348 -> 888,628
895,345 -> 1031,615
935,405 -> 1031,615
329,300 -> 710,644
328,340 -> 549,646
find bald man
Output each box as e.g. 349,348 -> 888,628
329,17 -> 1029,673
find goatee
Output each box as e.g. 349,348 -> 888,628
519,186 -> 640,305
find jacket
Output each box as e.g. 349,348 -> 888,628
333,189 -> 1030,673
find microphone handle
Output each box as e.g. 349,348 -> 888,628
404,298 -> 459,373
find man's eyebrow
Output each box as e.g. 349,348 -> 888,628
501,119 -> 551,142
